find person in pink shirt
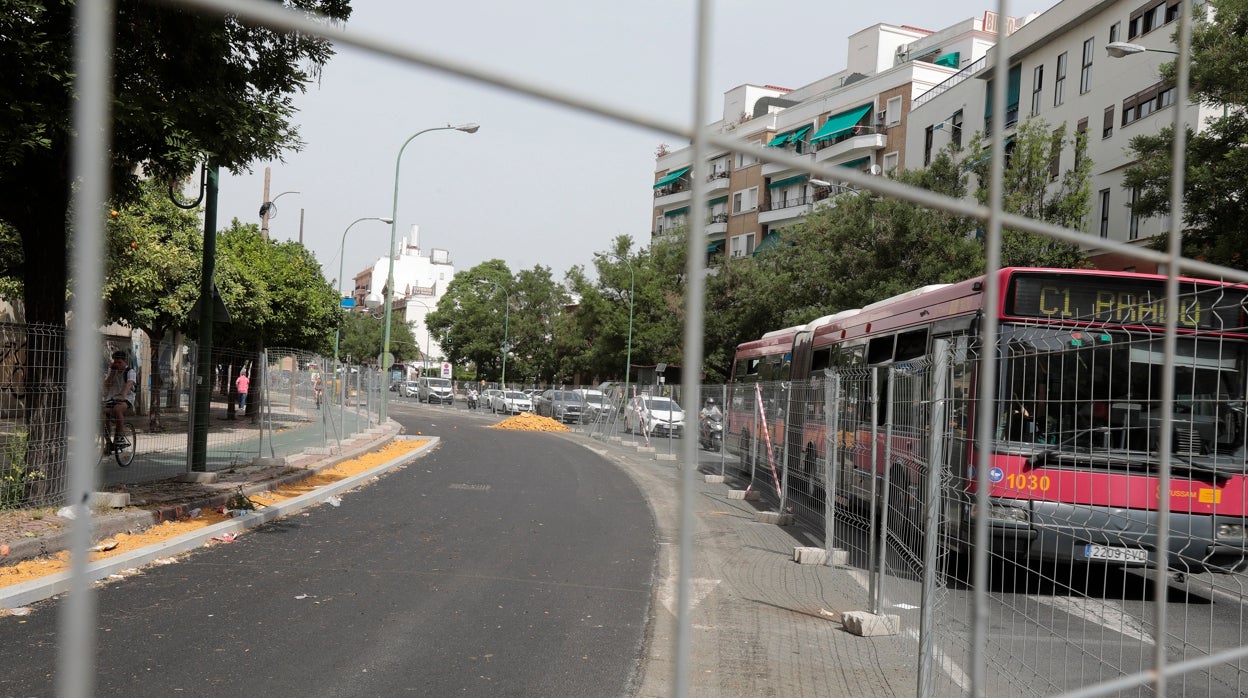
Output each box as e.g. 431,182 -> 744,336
236,370 -> 250,410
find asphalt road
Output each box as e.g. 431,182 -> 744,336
0,404 -> 656,697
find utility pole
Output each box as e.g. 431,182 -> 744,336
298,208 -> 305,245
260,166 -> 272,240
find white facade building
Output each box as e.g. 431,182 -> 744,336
350,224 -> 454,368
905,0 -> 1203,271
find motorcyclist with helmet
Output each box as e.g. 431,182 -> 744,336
698,398 -> 724,450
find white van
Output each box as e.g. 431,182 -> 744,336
577,388 -> 610,422
416,377 -> 454,404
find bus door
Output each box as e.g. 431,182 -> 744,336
784,331 -> 822,496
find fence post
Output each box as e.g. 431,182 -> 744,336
719,383 -> 728,477
918,351 -> 950,696
778,382 -> 791,514
867,368 -> 883,615
824,371 -> 841,565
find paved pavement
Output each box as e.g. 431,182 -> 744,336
0,408 -> 922,697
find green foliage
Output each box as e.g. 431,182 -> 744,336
1123,0 -> 1248,268
103,178 -> 203,335
0,0 -> 352,326
213,219 -> 343,353
426,260 -> 574,384
965,118 -> 1091,268
337,308 -> 418,367
0,428 -> 38,509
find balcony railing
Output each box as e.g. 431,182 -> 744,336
813,125 -> 882,152
913,55 -> 989,109
705,171 -> 730,182
761,195 -> 814,212
707,213 -> 728,224
654,184 -> 691,198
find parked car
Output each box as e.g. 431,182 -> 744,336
416,376 -> 455,404
534,389 -> 585,424
494,390 -> 533,415
403,381 -> 420,398
577,389 -> 611,422
625,394 -> 685,437
483,388 -> 505,412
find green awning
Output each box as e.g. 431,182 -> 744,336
934,52 -> 960,68
838,157 -> 870,169
766,132 -> 790,147
707,240 -> 724,253
663,206 -> 689,217
810,103 -> 873,144
752,232 -> 784,256
707,196 -> 728,206
767,175 -> 808,189
653,166 -> 691,189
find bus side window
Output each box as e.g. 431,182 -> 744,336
895,328 -> 929,362
867,335 -> 895,365
811,348 -> 832,373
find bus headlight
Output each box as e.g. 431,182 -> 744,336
977,502 -> 1030,524
1217,523 -> 1247,541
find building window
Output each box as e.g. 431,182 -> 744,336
924,125 -> 934,166
1099,189 -> 1111,238
736,150 -> 758,169
730,232 -> 756,258
951,109 -> 963,149
1122,82 -> 1176,127
1031,65 -> 1044,116
883,151 -> 899,173
1075,117 -> 1088,169
1054,53 -> 1067,106
1110,21 -> 1120,44
1129,0 -> 1181,40
886,96 -> 903,127
1049,129 -> 1062,181
1102,105 -> 1114,139
1129,187 -> 1144,239
732,187 -> 758,215
1080,38 -> 1094,94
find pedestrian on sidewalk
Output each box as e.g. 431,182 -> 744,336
236,369 -> 250,410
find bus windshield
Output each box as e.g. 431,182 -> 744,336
997,325 -> 1248,456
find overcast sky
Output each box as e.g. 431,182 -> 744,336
216,0 -> 1048,289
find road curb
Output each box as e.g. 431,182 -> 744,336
0,430 -> 434,610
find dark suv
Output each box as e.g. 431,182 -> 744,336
534,389 -> 585,424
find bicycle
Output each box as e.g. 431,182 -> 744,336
101,399 -> 137,467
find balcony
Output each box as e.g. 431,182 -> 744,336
705,171 -> 730,193
653,184 -> 692,207
761,150 -> 814,178
705,212 -> 728,235
813,128 -> 887,165
758,195 -> 814,226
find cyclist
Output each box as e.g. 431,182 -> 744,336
102,350 -> 136,449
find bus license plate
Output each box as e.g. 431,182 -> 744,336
1084,544 -> 1148,564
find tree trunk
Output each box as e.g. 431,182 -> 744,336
9,156 -> 70,506
145,328 -> 166,432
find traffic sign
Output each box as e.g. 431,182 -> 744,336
340,297 -> 355,308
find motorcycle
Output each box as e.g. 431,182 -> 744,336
467,391 -> 479,410
698,412 -> 724,451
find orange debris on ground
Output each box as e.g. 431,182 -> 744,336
0,438 -> 429,594
490,412 -> 570,432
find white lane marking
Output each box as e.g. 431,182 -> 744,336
904,628 -> 972,692
1027,596 -> 1155,645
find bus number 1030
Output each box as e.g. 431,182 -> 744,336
1006,473 -> 1052,492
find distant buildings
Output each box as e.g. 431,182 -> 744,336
656,0 -> 1198,274
348,225 -> 453,366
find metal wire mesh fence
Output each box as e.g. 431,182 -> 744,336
0,330 -> 386,507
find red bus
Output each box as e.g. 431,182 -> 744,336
727,268 -> 1248,573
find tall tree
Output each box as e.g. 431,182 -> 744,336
965,118 -> 1091,268
1123,0 -> 1248,268
425,260 -> 515,382
103,178 -> 203,431
0,0 -> 351,502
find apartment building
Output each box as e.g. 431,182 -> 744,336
652,13 -> 1003,262
907,0 -> 1201,272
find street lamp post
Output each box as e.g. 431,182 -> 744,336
333,216 -> 392,399
478,280 -> 510,388
596,252 -> 635,406
381,123 -> 479,422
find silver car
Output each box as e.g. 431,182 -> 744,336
494,390 -> 533,415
